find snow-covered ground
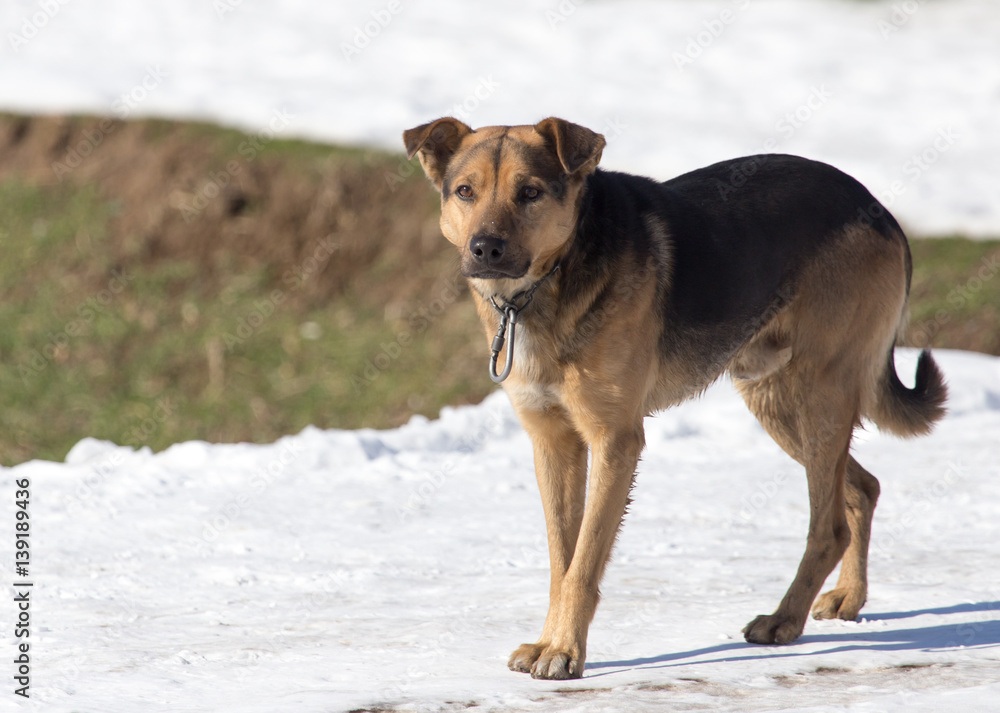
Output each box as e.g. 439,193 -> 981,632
1,0 -> 998,236
2,349 -> 999,712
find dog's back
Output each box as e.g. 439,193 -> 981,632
585,155 -> 904,334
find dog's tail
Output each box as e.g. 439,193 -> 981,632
868,347 -> 947,437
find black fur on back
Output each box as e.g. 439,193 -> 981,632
561,155 -> 904,361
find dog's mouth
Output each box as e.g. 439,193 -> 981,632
461,261 -> 530,280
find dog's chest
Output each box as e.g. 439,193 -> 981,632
506,379 -> 563,412
506,322 -> 564,411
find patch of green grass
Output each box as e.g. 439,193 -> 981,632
0,174 -> 487,465
906,237 -> 1000,353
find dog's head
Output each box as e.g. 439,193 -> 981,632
403,117 -> 605,296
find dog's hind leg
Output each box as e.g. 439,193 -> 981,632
737,372 -> 855,644
811,456 -> 879,620
741,371 -> 877,623
737,223 -> 909,642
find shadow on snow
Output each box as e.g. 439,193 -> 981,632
586,600 -> 1000,677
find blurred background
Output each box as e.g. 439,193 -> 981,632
1,0 -> 997,464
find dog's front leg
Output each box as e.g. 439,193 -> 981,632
507,404 -> 588,675
526,422 -> 645,680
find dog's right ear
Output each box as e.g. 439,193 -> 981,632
402,117 -> 473,191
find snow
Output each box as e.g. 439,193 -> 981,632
1,0 -> 999,236
3,349 -> 999,712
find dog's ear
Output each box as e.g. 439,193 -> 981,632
534,117 -> 606,176
402,117 -> 473,191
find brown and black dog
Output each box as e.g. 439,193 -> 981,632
402,117 -> 947,680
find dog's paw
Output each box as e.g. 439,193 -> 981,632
531,645 -> 584,680
508,643 -> 546,674
742,613 -> 804,645
812,588 -> 865,621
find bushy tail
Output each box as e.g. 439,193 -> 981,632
870,348 -> 947,437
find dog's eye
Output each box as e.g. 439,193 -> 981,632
521,186 -> 541,201
456,185 -> 474,200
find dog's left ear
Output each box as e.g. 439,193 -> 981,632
402,117 -> 473,191
534,117 -> 606,176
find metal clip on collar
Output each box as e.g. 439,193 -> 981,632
488,301 -> 518,384
485,261 -> 560,384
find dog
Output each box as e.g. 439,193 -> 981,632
402,117 -> 947,680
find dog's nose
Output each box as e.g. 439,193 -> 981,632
469,234 -> 506,265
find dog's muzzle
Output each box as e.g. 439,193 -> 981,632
464,234 -> 528,279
